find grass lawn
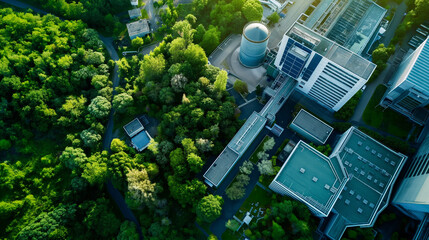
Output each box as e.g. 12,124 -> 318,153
235,185 -> 272,220
249,136 -> 269,163
362,85 -> 414,139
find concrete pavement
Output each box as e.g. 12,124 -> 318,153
268,0 -> 313,49
381,1 -> 408,46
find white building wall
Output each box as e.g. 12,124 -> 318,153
393,133 -> 429,220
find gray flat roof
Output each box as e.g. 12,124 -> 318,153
203,147 -> 239,187
326,127 -> 407,239
290,109 -> 333,144
204,112 -> 267,187
131,130 -> 151,151
128,8 -> 142,19
228,112 -> 267,155
123,118 -> 144,137
274,141 -> 347,216
286,22 -> 376,79
126,19 -> 150,37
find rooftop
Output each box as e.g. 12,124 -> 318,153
305,0 -> 386,55
286,22 -> 376,79
203,147 -> 239,187
131,130 -> 152,151
290,109 -> 333,144
273,141 -> 347,216
123,118 -> 144,138
126,19 -> 150,37
228,112 -> 267,155
128,8 -> 142,19
326,127 -> 407,239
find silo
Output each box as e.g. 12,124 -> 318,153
239,22 -> 270,68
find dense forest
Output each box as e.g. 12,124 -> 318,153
0,8 -> 127,239
115,16 -> 243,238
28,0 -> 129,33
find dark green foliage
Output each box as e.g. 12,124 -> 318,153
80,198 -> 121,238
334,90 -> 362,121
248,196 -> 316,239
16,205 -> 76,240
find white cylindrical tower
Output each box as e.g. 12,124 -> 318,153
239,22 -> 270,68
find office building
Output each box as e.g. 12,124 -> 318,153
380,38 -> 429,125
275,22 -> 376,111
270,127 -> 407,239
304,0 -> 386,55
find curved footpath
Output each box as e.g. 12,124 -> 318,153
0,0 -> 143,238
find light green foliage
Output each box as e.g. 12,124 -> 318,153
242,0 -> 263,21
193,0 -> 208,11
81,152 -> 108,186
91,75 -> 110,90
140,54 -> 166,82
112,93 -> 133,114
196,194 -> 224,223
267,12 -> 280,24
0,200 -> 24,221
207,234 -> 218,240
239,161 -> 254,175
148,139 -> 159,155
110,138 -> 128,153
233,80 -> 248,95
196,138 -> 213,152
187,153 -> 204,173
131,37 -> 144,49
84,50 -> 105,65
214,70 -> 228,91
60,147 -> 88,169
225,219 -> 240,231
88,96 -> 111,119
173,20 -> 195,45
126,168 -> 159,206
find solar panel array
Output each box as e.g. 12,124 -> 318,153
302,53 -> 322,81
279,39 -> 312,79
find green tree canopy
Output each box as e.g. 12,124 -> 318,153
196,194 -> 224,223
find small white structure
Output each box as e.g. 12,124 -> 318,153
243,212 -> 253,225
131,0 -> 138,7
126,19 -> 150,39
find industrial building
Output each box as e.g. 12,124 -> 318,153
303,0 -> 386,55
274,22 -> 376,111
380,37 -> 429,125
239,22 -> 270,68
270,127 -> 407,239
393,132 -> 429,239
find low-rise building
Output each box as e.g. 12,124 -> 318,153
126,19 -> 150,40
123,118 -> 152,152
289,109 -> 333,144
128,8 -> 142,19
270,127 -> 407,239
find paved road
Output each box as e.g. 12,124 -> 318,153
268,0 -> 313,49
381,1 -> 408,46
350,1 -> 408,123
